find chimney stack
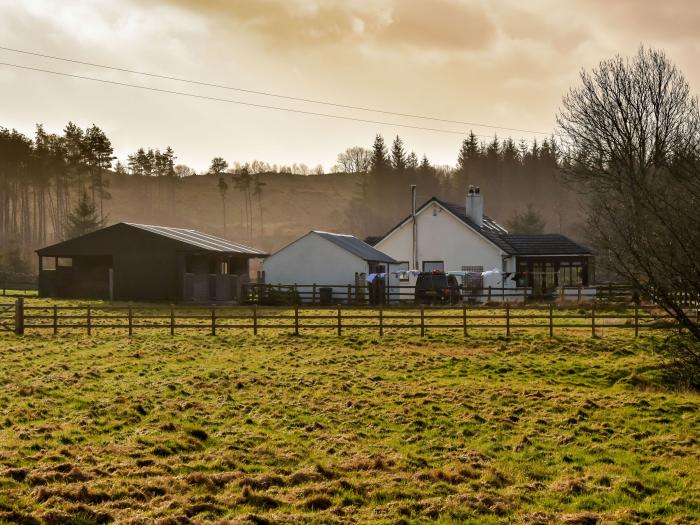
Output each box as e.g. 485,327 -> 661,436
465,185 -> 483,227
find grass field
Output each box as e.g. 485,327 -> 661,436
0,329 -> 698,524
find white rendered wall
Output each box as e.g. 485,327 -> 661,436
375,202 -> 509,288
263,232 -> 369,298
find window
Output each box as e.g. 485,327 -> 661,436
41,257 -> 56,270
559,262 -> 583,286
57,257 -> 72,267
461,265 -> 483,288
422,261 -> 444,272
368,262 -> 386,274
395,262 -> 409,281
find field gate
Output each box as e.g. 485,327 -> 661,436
0,298 -> 22,335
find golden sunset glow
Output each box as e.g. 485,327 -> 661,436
2,0 -> 700,170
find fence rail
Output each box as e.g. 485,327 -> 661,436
3,299 -> 697,338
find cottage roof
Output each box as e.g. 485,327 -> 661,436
377,197 -> 592,257
498,234 -> 593,256
313,231 -> 398,264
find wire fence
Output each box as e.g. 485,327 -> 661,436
4,298 -> 697,338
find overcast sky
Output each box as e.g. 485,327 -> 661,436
2,0 -> 700,172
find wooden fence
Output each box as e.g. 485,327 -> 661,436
3,298 -> 697,338
243,282 -> 602,305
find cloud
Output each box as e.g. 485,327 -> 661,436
158,0 -> 496,52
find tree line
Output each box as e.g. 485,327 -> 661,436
344,132 -> 567,236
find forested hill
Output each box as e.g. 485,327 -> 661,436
0,124 -> 586,270
102,165 -> 583,254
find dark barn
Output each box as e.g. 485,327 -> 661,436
36,223 -> 267,302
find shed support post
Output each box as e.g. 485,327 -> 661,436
253,305 -> 258,335
549,303 -> 554,338
294,305 -> 299,336
463,305 -> 467,337
14,297 -> 24,335
506,304 -> 510,337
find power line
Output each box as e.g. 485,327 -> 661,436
0,61 -> 507,138
0,45 -> 550,136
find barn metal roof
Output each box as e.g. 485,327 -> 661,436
313,231 -> 398,263
126,223 -> 268,254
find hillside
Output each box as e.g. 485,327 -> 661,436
101,171 -> 585,254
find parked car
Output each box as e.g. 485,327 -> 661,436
415,271 -> 461,305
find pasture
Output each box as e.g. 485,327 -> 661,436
0,305 -> 698,523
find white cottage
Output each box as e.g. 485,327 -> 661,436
263,231 -> 398,302
374,188 -> 594,297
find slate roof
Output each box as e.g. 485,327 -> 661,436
126,223 -> 267,255
499,234 -> 592,256
377,197 -> 592,257
313,231 -> 398,263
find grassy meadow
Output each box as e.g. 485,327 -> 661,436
0,320 -> 698,523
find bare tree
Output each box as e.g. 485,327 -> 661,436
558,47 -> 700,373
336,146 -> 372,173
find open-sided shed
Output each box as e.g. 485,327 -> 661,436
36,223 -> 267,302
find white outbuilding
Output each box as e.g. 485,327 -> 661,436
263,230 -> 398,303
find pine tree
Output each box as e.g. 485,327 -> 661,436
406,151 -> 419,171
391,135 -> 406,172
218,177 -> 229,234
506,204 -> 546,234
370,134 -> 389,173
457,131 -> 480,174
63,191 -> 105,239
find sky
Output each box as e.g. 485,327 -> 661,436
1,0 -> 700,172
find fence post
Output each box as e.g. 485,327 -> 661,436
420,306 -> 425,336
634,305 -> 639,338
577,285 -> 582,302
128,305 -> 133,336
506,304 -> 510,337
463,304 -> 467,337
591,305 -> 596,337
294,305 -> 299,336
87,305 -> 92,336
14,297 -> 24,335
337,305 -> 342,336
312,284 -> 317,306
347,284 -> 352,305
170,304 -> 175,336
211,308 -> 216,336
549,303 -> 554,338
253,305 -> 258,335
488,286 -> 492,301
379,306 -> 383,336
53,304 -> 58,335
